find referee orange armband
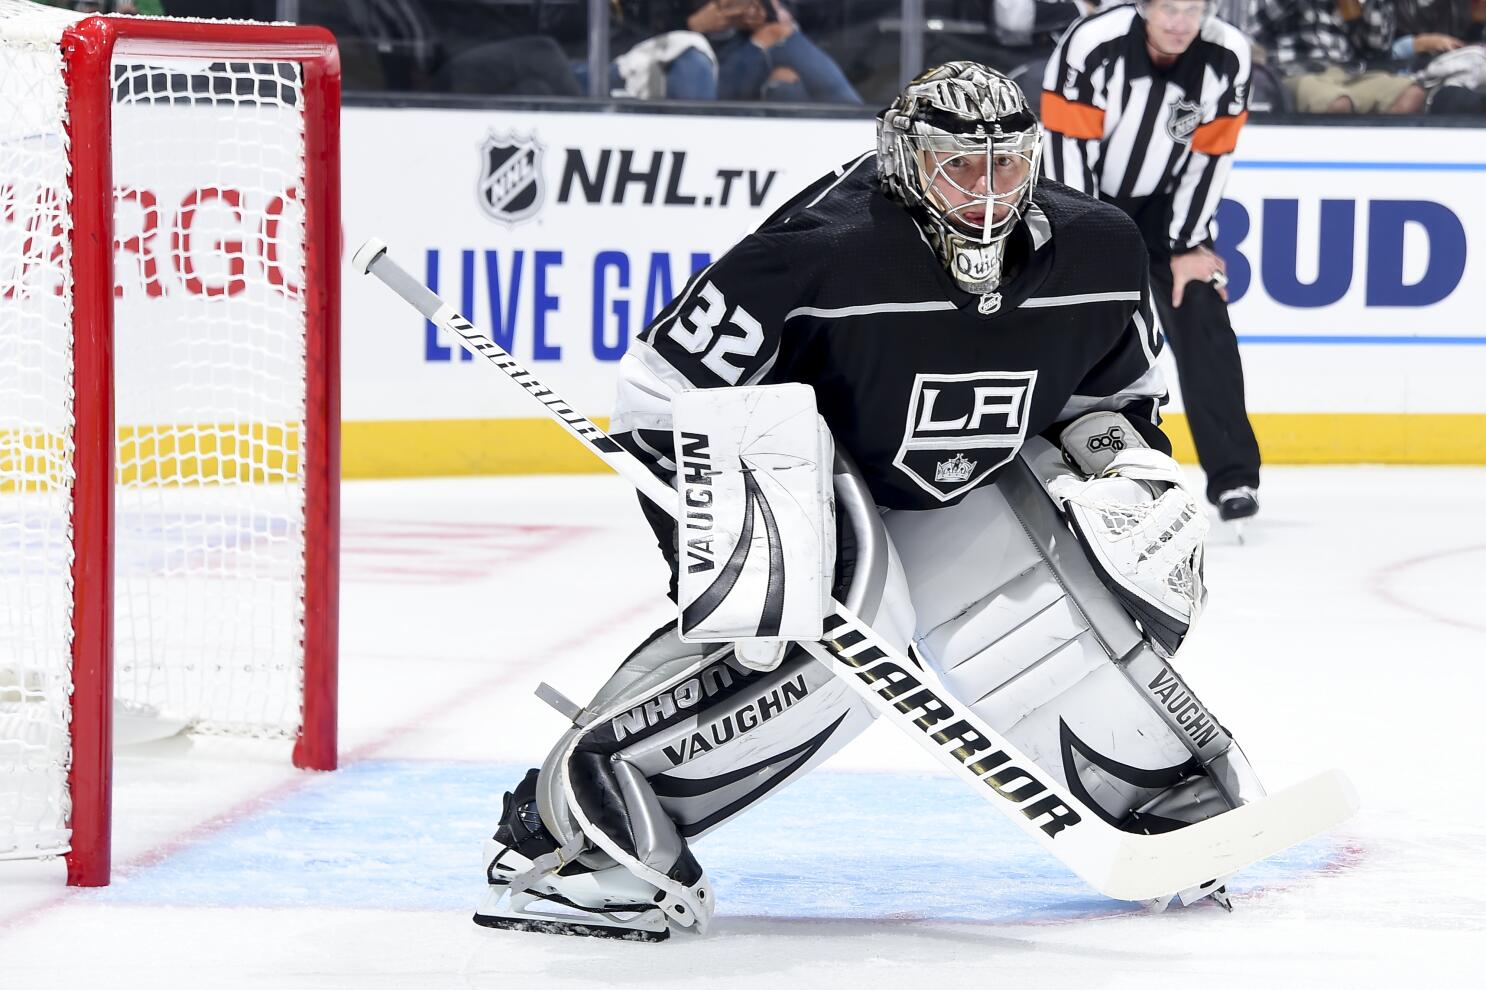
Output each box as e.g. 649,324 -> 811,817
1191,111 -> 1248,156
1041,91 -> 1105,140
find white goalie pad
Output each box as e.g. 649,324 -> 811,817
672,384 -> 835,645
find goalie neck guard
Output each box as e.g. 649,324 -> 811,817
876,62 -> 1043,300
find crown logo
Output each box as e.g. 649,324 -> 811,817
934,452 -> 977,484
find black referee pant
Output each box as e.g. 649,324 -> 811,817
1147,261 -> 1261,505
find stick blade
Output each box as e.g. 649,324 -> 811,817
1095,768 -> 1360,901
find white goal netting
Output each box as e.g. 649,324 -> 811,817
1,2 -> 316,863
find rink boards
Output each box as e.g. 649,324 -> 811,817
331,110 -> 1485,472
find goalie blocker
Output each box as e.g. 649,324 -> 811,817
477,390 -> 1267,938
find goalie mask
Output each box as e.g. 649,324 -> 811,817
877,62 -> 1043,301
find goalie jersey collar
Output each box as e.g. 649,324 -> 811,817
771,156 -> 1061,320
907,199 -> 1056,319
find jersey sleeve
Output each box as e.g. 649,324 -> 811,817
1169,32 -> 1251,253
1052,273 -> 1171,454
1041,16 -> 1109,195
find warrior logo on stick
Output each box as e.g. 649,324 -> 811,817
477,132 -> 544,225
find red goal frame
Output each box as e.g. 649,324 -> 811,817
59,15 -> 342,888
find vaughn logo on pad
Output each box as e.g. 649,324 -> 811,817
894,370 -> 1038,501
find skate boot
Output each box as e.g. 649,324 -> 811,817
1216,486 -> 1258,543
474,769 -> 672,941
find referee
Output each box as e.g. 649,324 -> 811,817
1042,0 -> 1260,525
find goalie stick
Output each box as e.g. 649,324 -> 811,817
353,237 -> 1358,903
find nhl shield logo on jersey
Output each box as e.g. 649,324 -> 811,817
1165,99 -> 1203,145
894,370 -> 1039,501
477,132 -> 544,225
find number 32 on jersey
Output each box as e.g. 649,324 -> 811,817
664,281 -> 764,385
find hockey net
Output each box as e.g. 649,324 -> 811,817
0,3 -> 339,884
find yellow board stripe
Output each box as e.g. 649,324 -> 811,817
1,423 -> 302,492
342,413 -> 1486,478
116,423 -> 303,485
342,418 -> 613,478
7,414 -> 1483,493
1162,413 -> 1486,465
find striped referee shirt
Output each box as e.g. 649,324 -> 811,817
1041,4 -> 1250,256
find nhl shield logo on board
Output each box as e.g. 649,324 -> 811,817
894,370 -> 1038,501
477,132 -> 544,225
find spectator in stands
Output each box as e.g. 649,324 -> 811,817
995,1 -> 1098,112
691,0 -> 862,102
284,0 -> 446,92
573,2 -> 720,100
1393,0 -> 1486,112
1251,0 -> 1426,112
994,0 -> 1094,47
1213,0 -> 1255,32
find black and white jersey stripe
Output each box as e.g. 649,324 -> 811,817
1041,5 -> 1251,254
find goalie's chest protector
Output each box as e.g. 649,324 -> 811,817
768,169 -> 1150,511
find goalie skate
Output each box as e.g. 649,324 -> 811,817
473,769 -> 674,941
1144,878 -> 1234,914
476,837 -> 671,942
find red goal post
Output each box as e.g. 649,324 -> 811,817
0,6 -> 340,887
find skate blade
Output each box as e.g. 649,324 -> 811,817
473,887 -> 670,942
1221,519 -> 1248,545
472,910 -> 670,942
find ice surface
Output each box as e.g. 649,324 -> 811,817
1,467 -> 1483,988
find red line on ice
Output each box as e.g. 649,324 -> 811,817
1368,543 -> 1486,633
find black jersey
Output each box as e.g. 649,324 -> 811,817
612,152 -> 1168,514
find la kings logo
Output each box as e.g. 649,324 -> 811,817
894,371 -> 1038,501
1165,99 -> 1203,145
477,132 -> 544,225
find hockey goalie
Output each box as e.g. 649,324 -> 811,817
475,62 -> 1272,941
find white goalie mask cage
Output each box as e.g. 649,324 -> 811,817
877,62 -> 1043,298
